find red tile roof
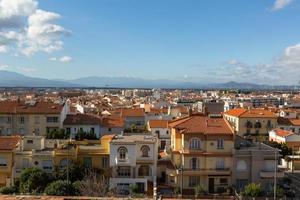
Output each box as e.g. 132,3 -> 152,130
121,108 -> 145,117
102,117 -> 124,128
169,114 -> 233,135
273,129 -> 294,137
149,120 -> 169,128
0,136 -> 20,150
0,101 -> 64,114
277,117 -> 300,126
64,114 -> 101,125
224,108 -> 276,118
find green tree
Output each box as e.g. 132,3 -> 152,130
241,183 -> 263,198
265,141 -> 292,157
0,186 -> 18,194
46,129 -> 70,139
44,180 -> 75,196
20,168 -> 51,194
194,184 -> 206,197
53,163 -> 85,183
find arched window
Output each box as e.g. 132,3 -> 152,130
236,160 -> 247,171
118,147 -> 127,159
254,121 -> 262,129
245,121 -> 253,128
189,138 -> 201,150
138,165 -> 151,176
141,145 -> 150,157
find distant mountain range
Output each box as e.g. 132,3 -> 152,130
0,70 -> 297,90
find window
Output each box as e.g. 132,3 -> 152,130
190,157 -> 198,170
217,139 -> 224,149
19,128 -> 25,135
118,147 -> 127,159
237,160 -> 247,171
47,117 -> 58,123
19,116 -> 25,124
22,158 -> 29,169
42,160 -> 53,170
141,145 -> 150,157
138,165 -> 151,176
34,128 -> 40,135
27,139 -> 33,144
6,117 -> 11,124
83,157 -> 92,168
189,176 -> 200,187
6,128 -> 11,135
220,178 -> 228,185
60,159 -> 72,167
35,116 -> 40,124
166,130 -> 169,134
155,130 -> 160,137
189,138 -> 201,150
118,166 -> 131,177
108,128 -> 112,132
254,121 -> 262,129
91,127 -> 95,134
0,158 -> 8,167
66,128 -> 71,134
102,157 -> 109,168
216,158 -> 225,170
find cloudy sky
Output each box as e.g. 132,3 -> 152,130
0,0 -> 300,85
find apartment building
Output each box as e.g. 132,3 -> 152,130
109,134 -> 157,195
121,108 -> 146,129
63,113 -> 102,138
0,100 -> 69,136
0,136 -> 20,186
233,136 -> 283,192
168,113 -> 234,194
224,108 -> 277,141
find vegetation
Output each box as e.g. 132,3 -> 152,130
44,180 -> 75,196
19,168 -> 52,194
53,163 -> 86,183
264,141 -> 292,157
241,183 -> 263,198
129,184 -> 140,195
46,129 -> 70,139
75,129 -> 98,140
0,186 -> 18,194
124,124 -> 148,133
194,184 -> 206,196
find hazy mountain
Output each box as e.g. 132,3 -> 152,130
0,70 -> 295,89
0,70 -> 80,87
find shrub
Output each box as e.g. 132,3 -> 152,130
194,184 -> 206,196
0,186 -> 18,194
44,180 -> 75,196
241,183 -> 263,198
19,168 -> 51,194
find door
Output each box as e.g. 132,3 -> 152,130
209,178 -> 214,193
161,171 -> 166,183
161,140 -> 166,150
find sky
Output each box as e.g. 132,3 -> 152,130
0,0 -> 300,85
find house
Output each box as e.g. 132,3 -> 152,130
277,117 -> 300,134
109,134 -> 157,195
0,136 -> 20,186
148,120 -> 170,150
0,100 -> 69,136
121,108 -> 145,129
224,108 -> 277,141
269,128 -> 300,152
233,136 -> 283,192
63,113 -> 102,138
168,113 -> 234,194
100,116 -> 124,135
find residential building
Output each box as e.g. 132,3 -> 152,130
269,129 -> 300,152
148,120 -> 170,150
233,136 -> 283,192
168,113 -> 234,194
121,108 -> 145,129
0,136 -> 20,186
224,108 -> 277,141
100,116 -> 124,135
109,134 -> 157,195
63,113 -> 102,138
277,117 -> 300,134
0,100 -> 69,136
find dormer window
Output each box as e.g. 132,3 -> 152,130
141,145 -> 150,157
118,147 -> 127,159
189,138 -> 201,150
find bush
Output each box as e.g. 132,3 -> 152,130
241,183 -> 263,198
46,129 -> 70,139
194,184 -> 206,196
0,186 -> 18,194
53,163 -> 85,183
75,129 -> 98,140
20,168 -> 51,194
44,180 -> 75,196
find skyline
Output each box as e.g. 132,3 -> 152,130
0,0 -> 300,85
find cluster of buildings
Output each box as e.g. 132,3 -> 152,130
0,88 -> 300,196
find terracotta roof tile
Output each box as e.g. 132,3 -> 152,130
121,108 -> 145,117
0,136 -> 20,150
272,129 -> 294,137
225,108 -> 276,118
149,120 -> 169,128
64,114 -> 101,125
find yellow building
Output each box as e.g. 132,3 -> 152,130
53,135 -> 114,172
224,108 -> 277,141
168,113 -> 234,194
0,136 -> 20,186
0,100 -> 69,136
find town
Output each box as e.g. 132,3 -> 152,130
0,88 -> 299,199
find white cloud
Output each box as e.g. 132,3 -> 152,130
0,0 -> 70,56
0,64 -> 9,70
0,45 -> 8,53
272,0 -> 294,11
49,55 -> 73,63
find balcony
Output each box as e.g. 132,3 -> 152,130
260,170 -> 284,178
176,167 -> 231,175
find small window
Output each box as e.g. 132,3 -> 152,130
19,116 -> 25,124
166,130 -> 169,134
27,140 -> 33,144
118,147 -> 127,159
141,145 -> 150,157
190,138 -> 201,150
91,127 -> 95,134
108,128 -> 112,132
0,158 -> 8,167
217,139 -> 224,149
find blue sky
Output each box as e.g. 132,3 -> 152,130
0,0 -> 300,85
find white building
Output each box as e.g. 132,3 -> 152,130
109,134 -> 157,196
148,120 -> 170,151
